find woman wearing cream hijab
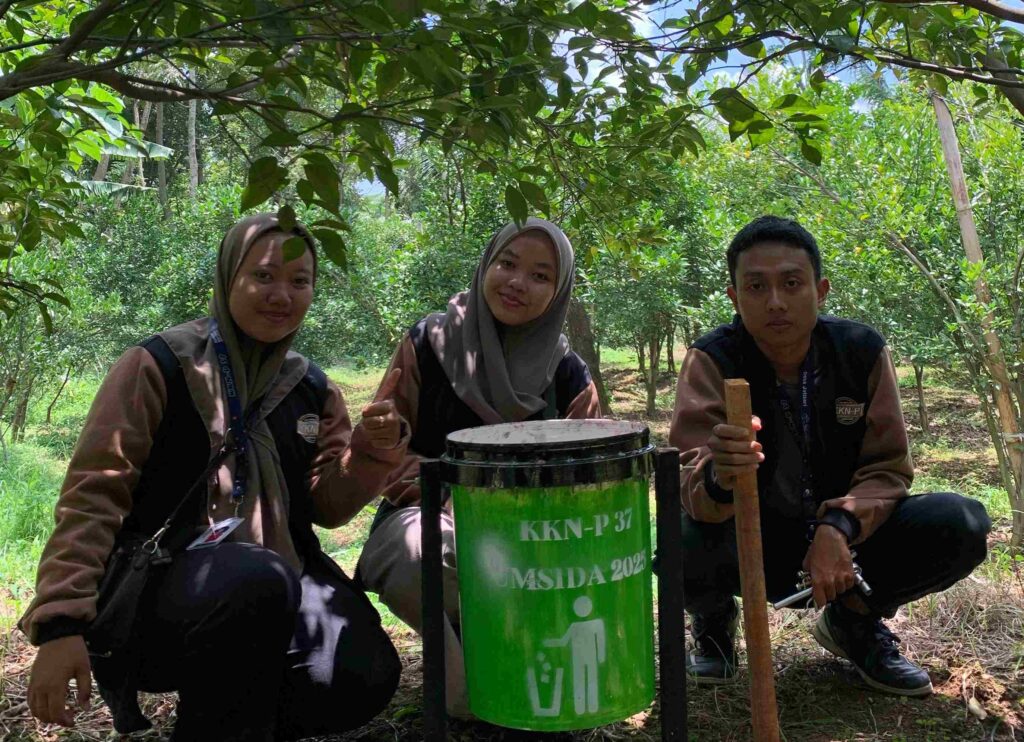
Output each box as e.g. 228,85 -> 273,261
358,217 -> 603,713
23,214 -> 408,741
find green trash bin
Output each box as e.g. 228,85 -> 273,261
443,420 -> 655,731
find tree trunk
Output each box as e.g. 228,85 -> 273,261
156,102 -> 170,218
933,91 -> 1024,551
566,297 -> 611,412
913,363 -> 930,438
92,154 -> 111,181
115,101 -> 154,205
979,383 -> 1016,510
984,48 -> 1024,120
11,385 -> 30,443
666,325 -> 676,375
188,99 -> 199,197
45,367 -> 71,425
646,332 -> 662,417
680,316 -> 694,346
636,338 -> 646,377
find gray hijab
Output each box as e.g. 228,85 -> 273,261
425,218 -> 575,424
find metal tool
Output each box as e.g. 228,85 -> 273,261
771,551 -> 873,610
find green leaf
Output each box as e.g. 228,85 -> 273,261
348,6 -> 393,32
929,74 -> 949,95
532,29 -> 552,59
6,17 -> 24,42
76,179 -> 148,196
348,47 -> 373,82
36,301 -> 53,335
504,184 -> 528,224
571,1 -> 599,30
374,163 -> 399,196
714,14 -> 735,36
281,236 -> 308,262
311,228 -> 347,269
518,180 -> 550,216
773,93 -> 810,110
241,156 -> 287,211
800,138 -> 822,166
42,291 -> 70,308
557,75 -> 573,107
710,87 -> 759,124
376,60 -> 404,98
177,7 -> 202,37
738,38 -> 765,58
98,139 -> 173,159
260,130 -> 301,147
384,0 -> 420,25
303,152 -> 340,212
502,25 -> 529,57
277,204 -> 297,231
809,68 -> 827,93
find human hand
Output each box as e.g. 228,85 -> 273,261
28,635 -> 92,727
361,368 -> 404,449
802,525 -> 855,608
707,415 -> 763,490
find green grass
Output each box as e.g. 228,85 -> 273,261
0,442 -> 66,627
324,361 -> 389,411
913,473 -> 1013,522
24,374 -> 104,460
599,346 -> 638,368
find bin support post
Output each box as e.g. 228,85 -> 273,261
421,459 -> 447,741
655,447 -> 687,741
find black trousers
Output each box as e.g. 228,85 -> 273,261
679,492 -> 991,618
122,542 -> 400,741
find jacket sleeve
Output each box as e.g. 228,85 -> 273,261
332,334 -> 424,511
668,348 -> 736,523
309,375 -> 411,528
19,347 -> 168,645
816,346 -> 912,543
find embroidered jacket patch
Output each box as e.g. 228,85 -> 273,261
835,397 -> 865,425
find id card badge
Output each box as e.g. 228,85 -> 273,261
186,517 -> 245,551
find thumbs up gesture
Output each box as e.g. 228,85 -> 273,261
361,368 -> 404,449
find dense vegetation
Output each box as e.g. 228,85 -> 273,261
1,2 -> 1023,737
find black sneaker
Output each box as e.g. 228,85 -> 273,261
686,599 -> 739,684
812,604 -> 933,697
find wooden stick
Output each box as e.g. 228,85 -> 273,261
724,379 -> 781,742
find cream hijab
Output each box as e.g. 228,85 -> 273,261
425,218 -> 575,423
158,214 -> 317,571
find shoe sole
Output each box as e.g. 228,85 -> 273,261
812,622 -> 933,698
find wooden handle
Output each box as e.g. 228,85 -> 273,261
724,379 -> 780,742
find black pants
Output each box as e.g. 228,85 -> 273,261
125,543 -> 400,741
679,492 -> 991,618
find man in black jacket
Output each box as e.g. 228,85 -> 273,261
669,215 -> 990,696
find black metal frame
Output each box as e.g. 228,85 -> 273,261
420,448 -> 686,741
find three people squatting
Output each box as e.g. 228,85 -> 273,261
21,214 -> 990,739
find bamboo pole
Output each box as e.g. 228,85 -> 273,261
931,91 -> 1024,549
724,379 -> 780,742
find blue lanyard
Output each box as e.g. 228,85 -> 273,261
210,319 -> 248,505
775,351 -> 816,520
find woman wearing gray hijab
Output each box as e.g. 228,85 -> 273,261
22,214 -> 408,741
357,218 -> 602,713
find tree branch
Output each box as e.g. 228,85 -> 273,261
878,0 -> 1024,24
0,0 -> 17,23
